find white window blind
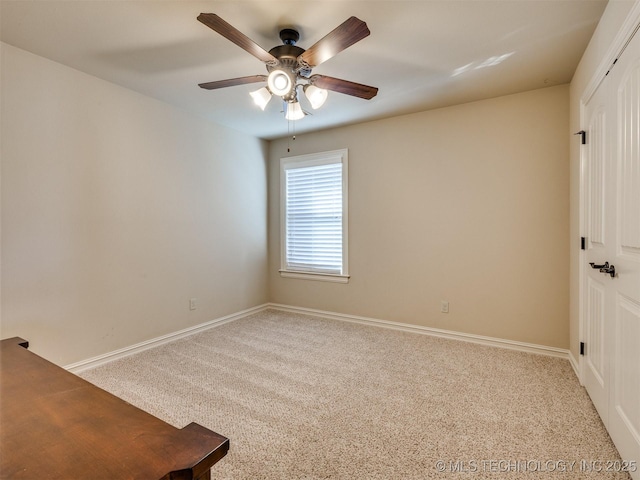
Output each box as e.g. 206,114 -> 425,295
280,150 -> 348,281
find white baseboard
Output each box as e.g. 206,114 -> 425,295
269,303 -> 571,360
66,302 -> 571,374
64,304 -> 270,373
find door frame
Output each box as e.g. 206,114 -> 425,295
578,1 -> 640,385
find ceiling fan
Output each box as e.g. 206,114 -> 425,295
197,14 -> 378,120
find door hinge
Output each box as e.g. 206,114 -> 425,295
580,342 -> 585,356
581,237 -> 586,250
574,130 -> 586,145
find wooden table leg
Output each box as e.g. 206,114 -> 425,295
195,468 -> 212,480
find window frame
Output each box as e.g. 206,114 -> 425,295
279,149 -> 349,283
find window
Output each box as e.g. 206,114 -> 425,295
280,149 -> 349,283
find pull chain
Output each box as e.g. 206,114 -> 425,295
287,119 -> 296,153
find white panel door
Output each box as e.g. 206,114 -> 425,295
584,79 -> 610,425
583,22 -> 640,476
608,26 -> 640,471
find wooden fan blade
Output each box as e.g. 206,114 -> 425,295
310,75 -> 378,100
199,75 -> 267,90
298,17 -> 370,68
198,13 -> 277,64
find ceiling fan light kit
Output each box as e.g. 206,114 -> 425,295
285,101 -> 305,121
267,69 -> 293,97
304,84 -> 328,109
197,13 -> 378,122
249,87 -> 272,110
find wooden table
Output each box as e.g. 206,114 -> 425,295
0,337 -> 229,479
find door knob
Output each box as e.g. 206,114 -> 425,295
589,262 -> 616,278
589,262 -> 609,269
599,264 -> 616,278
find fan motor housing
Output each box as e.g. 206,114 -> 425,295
267,44 -> 312,78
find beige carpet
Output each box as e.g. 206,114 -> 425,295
80,309 -> 631,479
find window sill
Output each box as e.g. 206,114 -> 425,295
279,270 -> 350,283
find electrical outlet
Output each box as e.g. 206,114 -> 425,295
441,301 -> 449,313
189,298 -> 197,311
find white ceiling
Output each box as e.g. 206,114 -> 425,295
0,0 -> 608,140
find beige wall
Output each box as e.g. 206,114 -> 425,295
269,85 -> 570,349
568,0 -> 636,362
1,35 -> 585,364
0,43 -> 269,366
